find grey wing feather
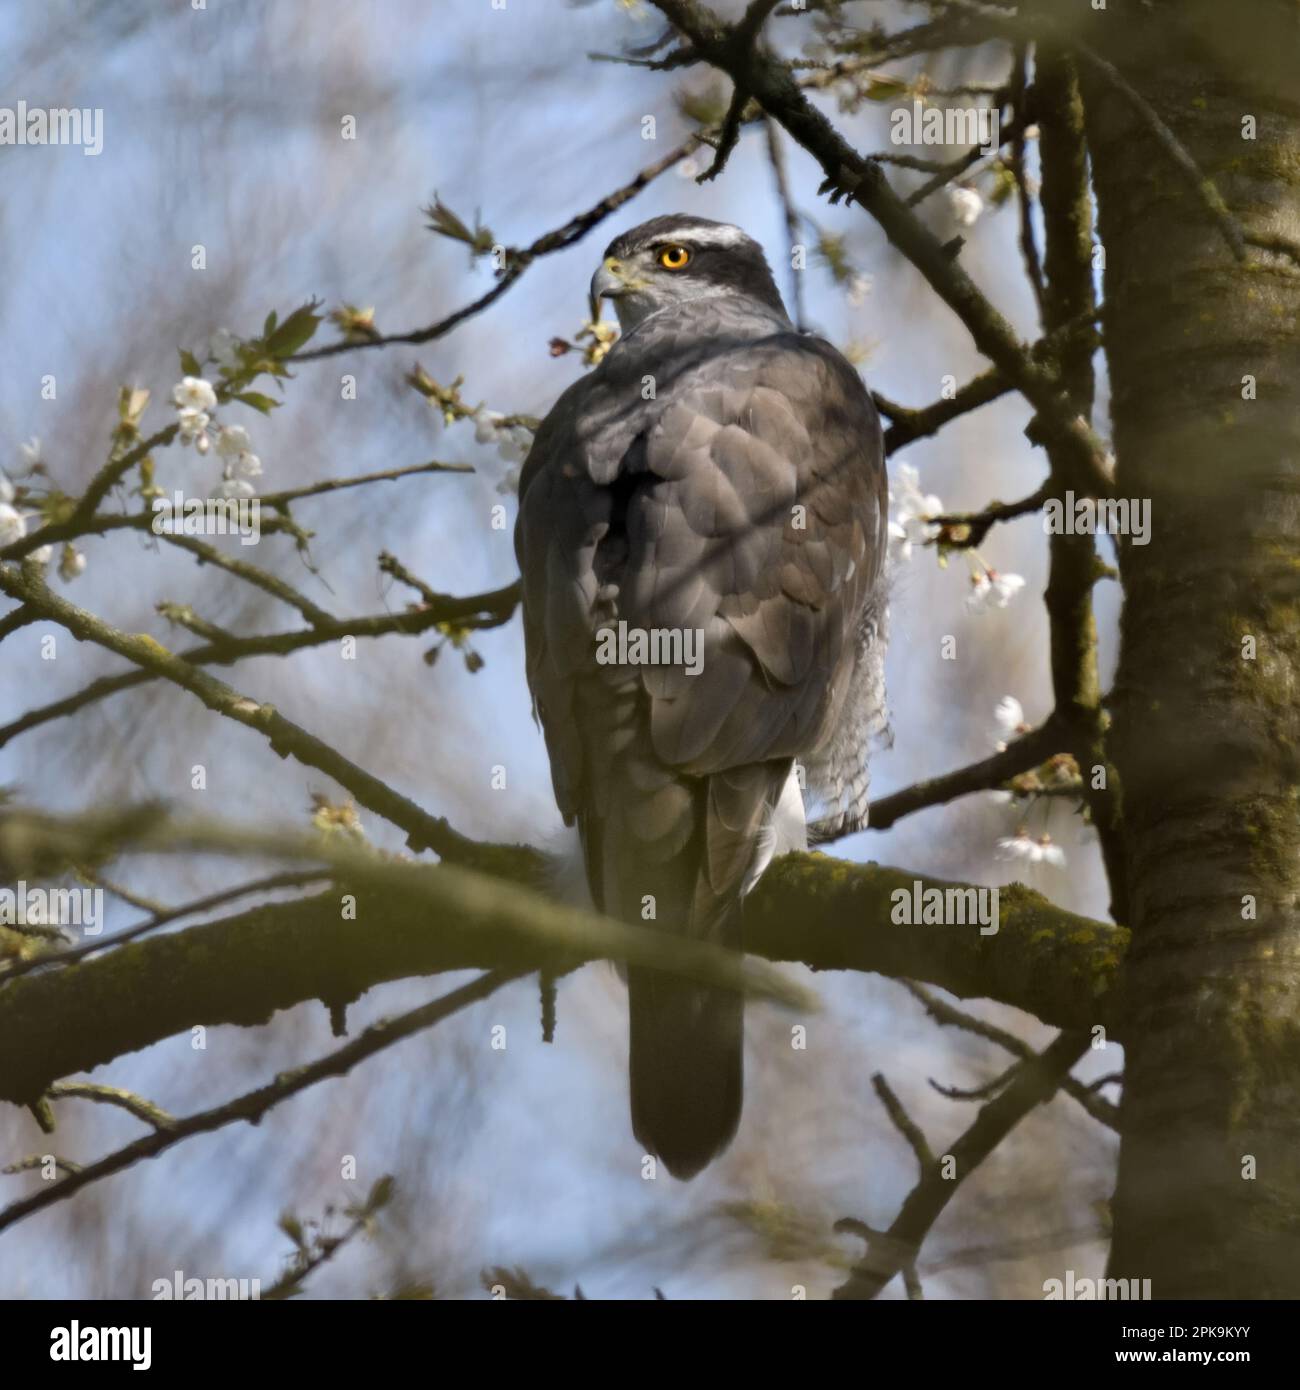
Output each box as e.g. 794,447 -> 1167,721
623,335 -> 887,784
516,328 -> 886,1177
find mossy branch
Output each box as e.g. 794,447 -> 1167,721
0,810 -> 1126,1111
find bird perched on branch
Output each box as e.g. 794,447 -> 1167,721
516,214 -> 888,1178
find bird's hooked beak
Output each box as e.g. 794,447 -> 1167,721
589,256 -> 630,322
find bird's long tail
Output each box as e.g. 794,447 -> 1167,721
592,761 -> 791,1180
627,903 -> 744,1181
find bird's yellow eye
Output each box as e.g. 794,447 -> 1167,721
658,245 -> 690,270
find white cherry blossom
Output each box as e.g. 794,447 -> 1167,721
172,376 -> 218,412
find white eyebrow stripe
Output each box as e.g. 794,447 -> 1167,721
654,223 -> 750,248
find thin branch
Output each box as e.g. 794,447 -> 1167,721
763,118 -> 807,330
801,9 -> 1007,68
258,459 -> 474,509
648,0 -> 1114,501
0,577 -> 519,752
0,562 -> 487,865
696,83 -> 750,183
262,1191 -> 387,1300
86,871 -> 163,915
869,150 -> 965,174
0,591 -> 516,740
2,871 -> 324,981
293,138 -> 704,363
0,605 -> 35,643
902,980 -> 1119,1131
930,1062 -> 1017,1102
873,1073 -> 935,1168
814,719 -> 1063,838
1035,42 -> 1127,922
1010,43 -> 1047,317
0,506 -> 336,626
0,970 -> 517,1236
0,810 -> 1126,1109
2,1154 -> 80,1178
928,482 -> 1052,550
878,366 -> 1014,455
71,423 -> 178,527
833,1029 -> 1091,1298
154,530 -> 336,627
904,127 -> 1015,210
46,1082 -> 176,1132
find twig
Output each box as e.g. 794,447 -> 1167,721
71,424 -> 178,527
902,980 -> 1119,1131
873,1073 -> 935,1167
929,1062 -> 1017,1102
0,563 -> 485,865
763,118 -> 807,330
259,460 -> 474,509
154,531 -> 336,628
697,83 -> 750,183
46,1082 -> 177,1131
1010,43 -> 1047,317
904,127 -> 1016,210
262,1179 -> 393,1300
928,482 -> 1053,550
2,871 -> 325,981
0,970 -> 517,1236
812,718 -> 1062,838
0,579 -> 520,753
648,0 -> 1114,501
879,366 -> 1013,455
2,1154 -> 81,1178
293,139 -> 704,363
0,606 -> 35,643
833,1029 -> 1091,1298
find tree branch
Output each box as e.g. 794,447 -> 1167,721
0,563 -> 490,866
0,970 -> 517,1236
0,807 -> 822,1109
292,138 -> 705,363
648,0 -> 1114,500
0,822 -> 1127,1110
833,1029 -> 1091,1298
819,720 -> 1063,837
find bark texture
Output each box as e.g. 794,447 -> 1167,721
1085,0 -> 1300,1297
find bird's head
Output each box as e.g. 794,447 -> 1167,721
589,214 -> 788,332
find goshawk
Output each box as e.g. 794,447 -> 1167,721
515,214 -> 888,1178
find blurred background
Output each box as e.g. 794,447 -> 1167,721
0,0 -> 1121,1298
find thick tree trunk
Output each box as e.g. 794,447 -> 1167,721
1084,0 -> 1300,1297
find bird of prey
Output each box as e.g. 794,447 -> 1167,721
515,214 -> 888,1178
